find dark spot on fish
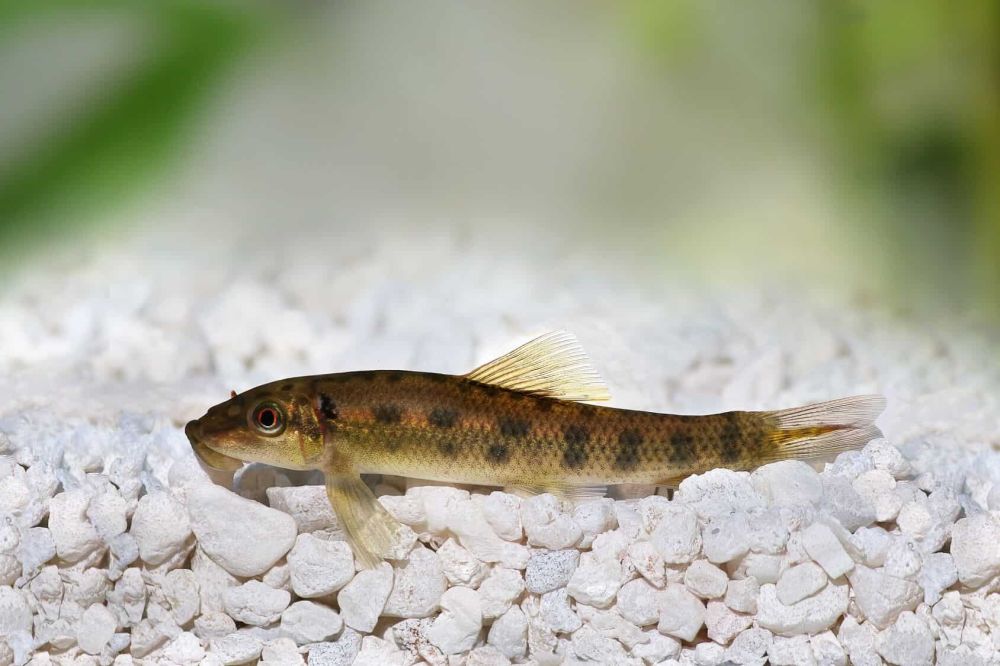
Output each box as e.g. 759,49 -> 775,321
669,431 -> 694,465
428,407 -> 458,428
330,374 -> 354,384
562,425 -> 589,469
386,372 -> 404,383
361,373 -> 377,382
615,429 -> 643,470
535,399 -> 555,412
488,443 -> 509,463
425,372 -> 448,383
719,412 -> 742,461
498,416 -> 530,438
319,394 -> 338,420
281,383 -> 294,391
474,382 -> 502,398
508,391 -> 526,401
438,441 -> 458,457
373,404 -> 403,424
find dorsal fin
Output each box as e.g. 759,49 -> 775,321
464,331 -> 611,402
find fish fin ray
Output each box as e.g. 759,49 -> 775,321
508,481 -> 608,501
465,331 -> 611,402
761,394 -> 886,463
325,471 -> 404,568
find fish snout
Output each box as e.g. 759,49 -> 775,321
184,419 -> 202,445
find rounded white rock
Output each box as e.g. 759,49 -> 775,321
286,534 -> 354,598
656,584 -> 706,642
755,580 -> 849,637
488,605 -> 527,661
752,461 -> 824,508
188,484 -> 297,577
683,560 -> 728,600
383,546 -> 448,618
280,601 -> 344,645
426,586 -> 482,655
521,494 -> 582,550
479,567 -> 525,620
648,504 -> 702,565
775,561 -> 827,606
950,512 -> 1000,588
223,581 -> 291,626
876,611 -> 934,666
48,491 -> 103,564
336,562 -> 393,632
617,578 -> 662,626
524,549 -> 579,594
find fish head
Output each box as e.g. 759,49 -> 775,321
185,381 -> 325,472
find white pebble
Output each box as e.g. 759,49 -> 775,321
188,484 -> 297,577
466,645 -> 512,666
649,504 -> 702,564
724,576 -> 759,615
448,499 -> 529,569
752,461 -> 823,507
740,552 -> 783,584
704,600 -> 752,645
193,612 -> 236,640
701,513 -> 750,564
162,631 -> 206,664
801,522 -> 854,579
850,526 -> 893,567
919,552 -> 957,605
352,636 -> 408,666
336,562 -> 393,632
810,630 -> 847,666
479,567 -> 525,619
479,492 -> 523,542
48,491 -> 103,564
570,624 -> 630,663
767,634 -> 813,665
383,546 -> 448,618
775,561 -> 827,605
521,494 -> 582,550
656,584 -> 706,641
819,475 -> 876,531
852,469 -> 901,522
286,534 -> 354,598
573,499 -> 616,548
280,601 -> 343,644
85,491 -> 128,542
684,560 -> 728,599
539,587 -> 581,633
846,564 -> 921,629
676,469 -> 764,520
883,538 -> 921,580
566,551 -> 623,607
488,606 -> 527,660
163,569 -> 200,626
426,586 -> 482,655
266,486 -> 340,533
307,628 -> 362,665
627,540 -> 666,588
631,629 -> 680,663
725,626 -> 772,665
524,549 -> 579,594
617,578 -> 662,626
876,611 -> 933,666
950,512 -> 1000,588
223,581 -> 291,626
260,637 -> 304,665
897,501 -> 934,539
76,603 -> 117,655
755,580 -> 848,636
191,546 -> 239,614
209,632 -> 264,665
0,587 -> 31,636
437,538 -> 486,587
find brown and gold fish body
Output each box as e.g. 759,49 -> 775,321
186,331 -> 885,565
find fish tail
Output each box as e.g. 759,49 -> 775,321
762,394 -> 886,463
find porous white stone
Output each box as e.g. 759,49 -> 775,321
353,636 -> 408,666
260,637 -> 304,665
755,580 -> 848,636
223,581 -> 291,626
801,522 -> 853,579
426,586 -> 482,655
846,564 -> 921,629
701,513 -> 750,564
704,600 -> 752,645
809,630 -> 847,666
617,578 -> 661,626
280,601 -> 343,644
752,461 -> 823,507
478,492 -> 523,542
570,624 -> 631,663
378,494 -> 425,528
573,499 -> 616,548
188,484 -> 297,577
383,546 -> 448,618
631,629 -> 680,663
163,569 -> 200,626
725,626 -> 772,665
48,491 -> 103,564
740,552 -> 783,584
648,504 -> 701,564
488,605 -> 527,660
876,611 -> 934,666
191,546 -> 239,614
521,494 -> 582,550
819,475 -> 876,531
307,628 -> 362,666
724,576 -> 759,615
566,551 -> 623,607
162,631 -> 206,664
336,562 -> 392,632
919,552 -> 957,605
86,491 -> 128,542
466,645 -> 512,666
864,440 -> 912,479
539,587 -> 581,632
437,538 -> 486,587
656,584 -> 705,641
850,525 -> 893,567
0,586 -> 31,638
775,561 -> 827,605
852,469 -> 901,522
524,549 -> 579,594
767,634 -> 813,666
210,632 -> 264,665
950,512 -> 1000,588
676,469 -> 764,520
448,498 -> 530,569
266,485 -> 340,533
684,560 -> 728,599
626,540 -> 665,589
479,567 -> 525,619
286,534 -> 354,598
883,537 -> 921,580
193,612 -> 236,640
76,603 -> 117,655
17,526 -> 55,581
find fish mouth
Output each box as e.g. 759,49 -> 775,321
185,419 -> 244,473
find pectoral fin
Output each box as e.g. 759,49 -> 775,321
325,471 -> 404,568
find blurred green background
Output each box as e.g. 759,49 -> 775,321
1,1 -> 997,315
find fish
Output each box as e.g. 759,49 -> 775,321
184,331 -> 885,566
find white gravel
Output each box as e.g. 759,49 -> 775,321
1,230 -> 999,664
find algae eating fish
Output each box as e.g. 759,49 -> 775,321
184,331 -> 885,566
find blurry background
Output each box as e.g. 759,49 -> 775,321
1,0 -> 998,315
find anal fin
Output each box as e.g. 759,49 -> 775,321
325,472 -> 405,568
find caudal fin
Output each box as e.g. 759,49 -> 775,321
762,394 -> 886,463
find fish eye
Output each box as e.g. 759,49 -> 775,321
250,401 -> 285,435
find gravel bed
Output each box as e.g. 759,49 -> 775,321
1,232 -> 998,665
